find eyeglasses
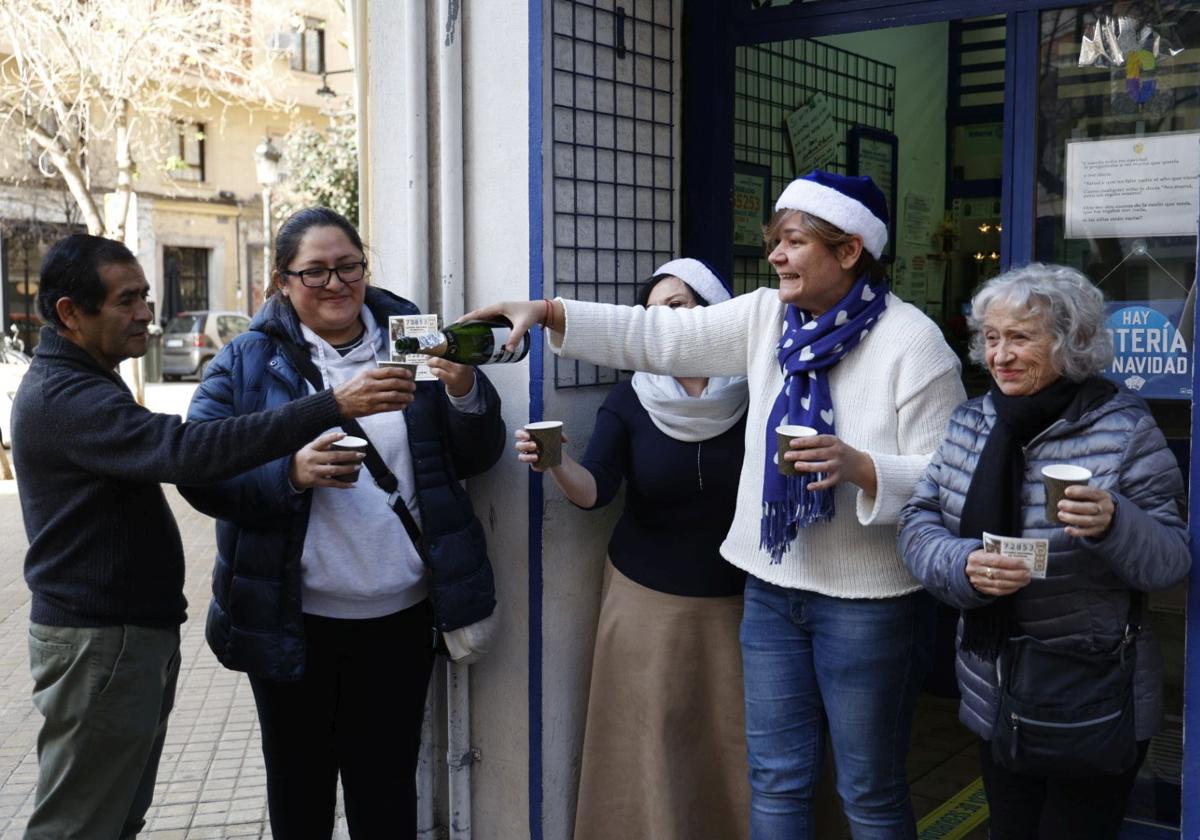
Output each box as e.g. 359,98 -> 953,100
282,260 -> 368,288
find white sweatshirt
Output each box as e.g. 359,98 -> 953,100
297,306 -> 482,618
550,288 -> 966,598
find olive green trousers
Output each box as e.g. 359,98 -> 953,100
24,623 -> 180,840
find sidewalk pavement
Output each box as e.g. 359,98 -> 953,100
0,382 -> 350,839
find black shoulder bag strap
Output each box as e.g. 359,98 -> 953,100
277,340 -> 427,561
278,339 -> 447,654
1120,591 -> 1144,667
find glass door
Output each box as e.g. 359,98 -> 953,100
1032,4 -> 1200,831
713,1 -> 1200,836
729,16 -> 1010,397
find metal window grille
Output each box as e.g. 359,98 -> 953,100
290,18 -> 326,74
550,0 -> 676,388
169,121 -> 206,183
163,246 -> 210,316
733,39 -> 895,294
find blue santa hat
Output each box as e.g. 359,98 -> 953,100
774,170 -> 889,260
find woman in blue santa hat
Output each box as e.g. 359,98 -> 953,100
469,171 -> 966,840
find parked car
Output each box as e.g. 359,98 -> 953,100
0,336 -> 30,449
162,310 -> 251,381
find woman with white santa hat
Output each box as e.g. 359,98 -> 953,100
516,257 -> 751,840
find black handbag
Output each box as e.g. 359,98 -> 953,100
990,593 -> 1141,778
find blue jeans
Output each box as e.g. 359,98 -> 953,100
740,576 -> 935,840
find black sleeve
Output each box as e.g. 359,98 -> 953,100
577,392 -> 629,510
442,369 -> 507,480
49,369 -> 343,486
178,344 -> 310,522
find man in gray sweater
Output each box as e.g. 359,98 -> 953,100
12,234 -> 416,839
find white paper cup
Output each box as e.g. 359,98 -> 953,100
776,424 -> 818,476
1041,464 -> 1093,524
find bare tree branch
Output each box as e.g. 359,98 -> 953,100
0,0 -> 297,241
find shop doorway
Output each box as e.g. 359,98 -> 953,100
684,2 -> 1198,837
729,16 -> 1006,396
731,20 -> 1008,837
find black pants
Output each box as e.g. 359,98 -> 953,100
979,738 -> 1149,840
249,602 -> 436,840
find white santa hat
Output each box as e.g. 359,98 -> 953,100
650,258 -> 732,305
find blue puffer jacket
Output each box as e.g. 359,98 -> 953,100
899,385 -> 1189,742
181,288 -> 506,681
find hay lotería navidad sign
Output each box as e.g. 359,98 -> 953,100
1105,300 -> 1191,399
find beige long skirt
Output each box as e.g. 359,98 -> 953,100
573,561 -> 750,840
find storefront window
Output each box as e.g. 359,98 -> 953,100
2,224 -> 82,352
1035,3 -> 1200,828
1035,4 -> 1199,412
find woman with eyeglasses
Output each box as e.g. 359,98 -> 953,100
181,207 -> 506,838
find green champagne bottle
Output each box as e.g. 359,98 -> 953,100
393,319 -> 531,365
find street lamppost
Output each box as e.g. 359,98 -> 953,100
254,137 -> 281,305
316,67 -> 355,98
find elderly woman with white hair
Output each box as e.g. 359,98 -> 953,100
469,171 -> 967,839
515,258 -> 751,840
899,262 -> 1189,839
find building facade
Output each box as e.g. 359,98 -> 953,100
0,0 -> 354,353
198,1 -> 1200,838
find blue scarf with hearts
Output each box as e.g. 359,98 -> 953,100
761,276 -> 889,563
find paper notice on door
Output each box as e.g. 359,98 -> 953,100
784,94 -> 838,174
903,192 -> 935,247
982,532 -> 1049,580
1064,132 -> 1200,238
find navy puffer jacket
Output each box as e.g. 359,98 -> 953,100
899,386 -> 1189,742
182,287 -> 506,681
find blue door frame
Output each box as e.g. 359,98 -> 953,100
680,2 -> 1200,837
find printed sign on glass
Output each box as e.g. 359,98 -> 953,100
1104,300 -> 1191,399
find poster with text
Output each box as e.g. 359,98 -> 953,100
1065,132 -> 1200,239
732,163 -> 771,255
903,193 -> 934,248
1104,300 -> 1192,399
785,94 -> 838,175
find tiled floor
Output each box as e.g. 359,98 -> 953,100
909,695 -> 989,840
795,693 -> 990,840
0,483 -> 335,839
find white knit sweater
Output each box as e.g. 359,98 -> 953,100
550,288 -> 967,598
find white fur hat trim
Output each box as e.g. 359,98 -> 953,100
651,258 -> 731,304
774,179 -> 888,259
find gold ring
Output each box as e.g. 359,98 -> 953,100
985,567 -> 994,580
